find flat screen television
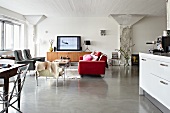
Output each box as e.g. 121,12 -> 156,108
57,36 -> 82,51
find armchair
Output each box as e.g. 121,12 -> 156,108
78,51 -> 107,77
35,61 -> 64,87
23,49 -> 45,61
14,50 -> 35,70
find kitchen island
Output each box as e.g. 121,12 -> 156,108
139,53 -> 170,113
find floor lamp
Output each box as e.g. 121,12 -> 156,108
84,40 -> 91,51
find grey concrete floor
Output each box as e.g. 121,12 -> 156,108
6,66 -> 162,113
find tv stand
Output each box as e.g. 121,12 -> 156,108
47,51 -> 91,62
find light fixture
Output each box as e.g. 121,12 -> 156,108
100,30 -> 106,36
84,40 -> 91,51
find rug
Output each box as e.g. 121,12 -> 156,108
65,68 -> 81,79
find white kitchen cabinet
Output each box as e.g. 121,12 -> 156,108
150,59 -> 170,81
150,74 -> 170,109
139,53 -> 170,110
139,57 -> 152,94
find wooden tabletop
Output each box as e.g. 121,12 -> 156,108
0,64 -> 24,73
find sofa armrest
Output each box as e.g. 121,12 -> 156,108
99,55 -> 108,68
16,60 -> 34,64
33,57 -> 45,62
16,60 -> 35,70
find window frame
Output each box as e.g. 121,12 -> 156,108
0,20 -> 21,51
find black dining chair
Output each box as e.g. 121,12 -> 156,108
14,50 -> 35,70
23,49 -> 45,62
0,64 -> 29,113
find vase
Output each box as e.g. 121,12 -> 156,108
124,59 -> 130,66
49,46 -> 53,52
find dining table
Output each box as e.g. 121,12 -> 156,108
0,64 -> 25,113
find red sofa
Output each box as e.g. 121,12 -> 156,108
78,51 -> 107,76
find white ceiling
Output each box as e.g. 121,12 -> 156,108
0,0 -> 167,17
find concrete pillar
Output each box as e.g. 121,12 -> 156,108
111,14 -> 145,65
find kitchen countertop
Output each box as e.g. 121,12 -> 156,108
153,53 -> 170,57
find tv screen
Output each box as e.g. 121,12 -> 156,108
57,36 -> 82,51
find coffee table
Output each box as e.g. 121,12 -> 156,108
53,59 -> 70,80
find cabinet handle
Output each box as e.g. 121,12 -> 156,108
160,81 -> 168,85
160,64 -> 168,67
141,59 -> 146,61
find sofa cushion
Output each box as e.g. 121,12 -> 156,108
99,54 -> 104,61
99,54 -> 107,61
38,70 -> 52,77
90,51 -> 95,55
46,62 -> 52,70
91,55 -> 98,61
83,54 -> 93,61
99,54 -> 108,68
36,62 -> 46,71
94,52 -> 102,57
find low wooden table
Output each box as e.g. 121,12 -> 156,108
53,59 -> 70,80
54,59 -> 70,66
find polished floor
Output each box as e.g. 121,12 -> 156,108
7,66 -> 162,113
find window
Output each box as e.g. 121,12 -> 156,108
14,25 -> 20,49
0,20 -> 22,51
4,23 -> 13,50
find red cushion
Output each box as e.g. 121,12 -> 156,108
94,52 -> 101,57
99,55 -> 107,62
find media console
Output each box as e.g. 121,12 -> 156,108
47,52 -> 91,62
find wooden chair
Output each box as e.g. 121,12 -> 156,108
0,64 -> 29,113
111,52 -> 121,66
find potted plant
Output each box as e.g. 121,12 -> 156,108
116,44 -> 135,66
49,39 -> 54,52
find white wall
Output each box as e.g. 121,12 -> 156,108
167,1 -> 169,30
37,16 -> 166,58
132,16 -> 166,54
37,17 -> 119,58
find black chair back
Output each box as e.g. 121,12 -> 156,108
23,49 -> 45,62
23,49 -> 32,59
14,50 -> 20,61
14,50 -> 25,61
14,50 -> 35,70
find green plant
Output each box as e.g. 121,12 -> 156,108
116,44 -> 135,66
49,39 -> 54,47
49,39 -> 54,52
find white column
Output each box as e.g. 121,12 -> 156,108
24,15 -> 47,57
111,14 -> 145,65
120,25 -> 133,65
